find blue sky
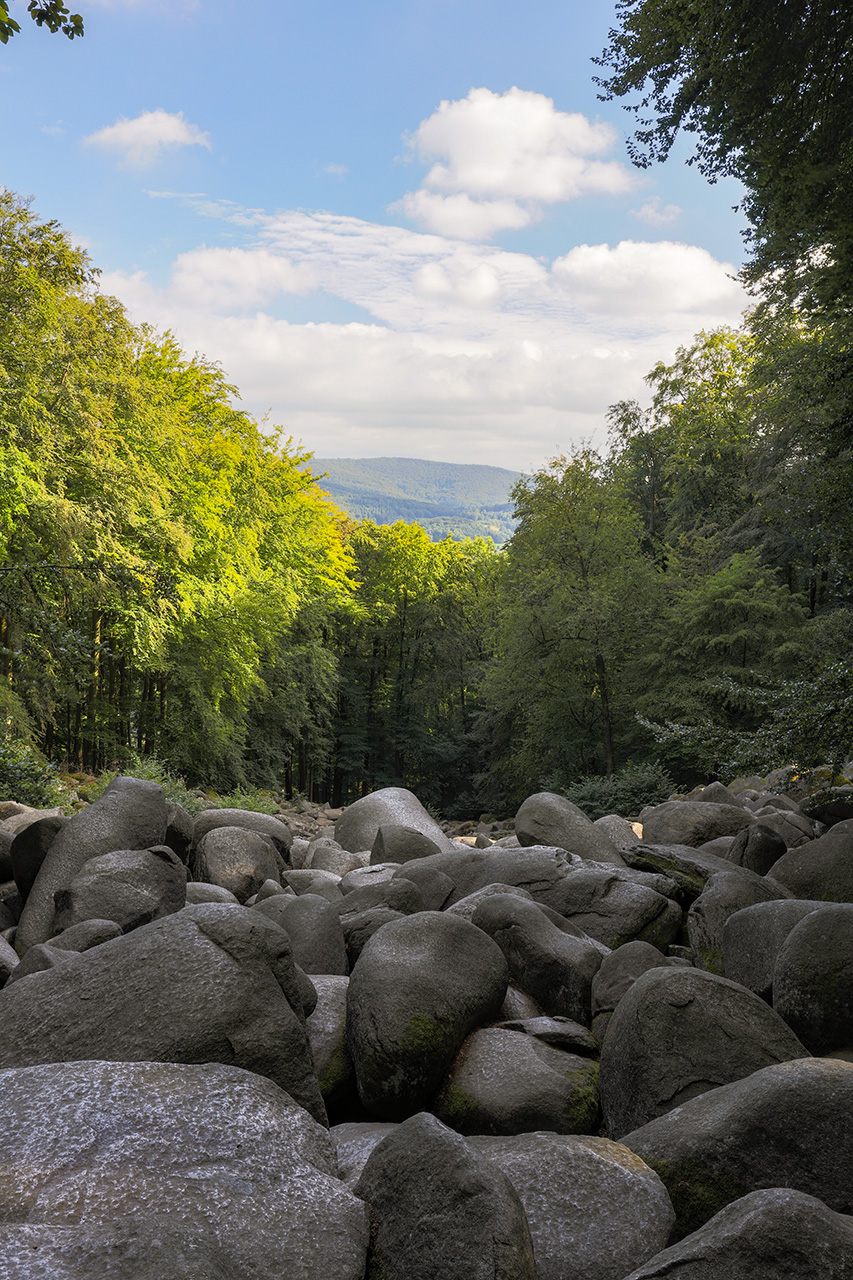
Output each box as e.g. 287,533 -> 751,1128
2,0 -> 750,469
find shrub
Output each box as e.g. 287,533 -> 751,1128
546,761 -> 675,821
0,739 -> 64,808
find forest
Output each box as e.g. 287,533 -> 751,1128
2,0 -> 852,817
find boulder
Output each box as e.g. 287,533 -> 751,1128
333,1120 -> 398,1188
353,1111 -> 536,1280
687,869 -> 791,974
470,1132 -> 675,1280
371,823 -> 445,865
621,1187 -> 853,1279
192,807 -> 292,856
723,822 -> 787,875
306,838 -> 368,877
0,934 -> 17,987
773,904 -> 853,1052
594,813 -> 643,850
444,881 -> 536,922
306,975 -> 357,1116
692,782 -> 744,807
641,801 -> 754,848
515,792 -> 625,865
15,777 -> 168,952
0,827 -> 12,883
497,1015 -> 598,1056
191,826 -> 281,903
767,818 -> 853,899
722,899 -> 829,999
471,893 -> 604,1024
339,863 -> 399,894
621,1058 -> 853,1238
346,911 -> 507,1120
434,1027 -> 600,1136
0,902 -> 327,1123
748,805 -> 816,848
52,845 -> 187,935
0,1059 -> 368,1280
282,868 -> 343,902
623,843 -> 784,904
599,966 -> 809,1138
185,881 -> 240,904
164,800 -> 194,862
254,892 -> 349,975
591,940 -> 689,1041
335,787 -> 449,856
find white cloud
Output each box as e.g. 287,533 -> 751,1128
85,109 -> 210,168
323,163 -> 348,176
631,196 -> 682,227
397,87 -> 637,239
551,240 -> 742,315
98,198 -> 748,470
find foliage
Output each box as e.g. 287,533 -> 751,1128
594,0 -> 853,313
0,0 -> 82,43
0,737 -> 63,807
544,761 -> 675,821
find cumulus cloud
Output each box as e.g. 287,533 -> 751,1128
397,87 -> 637,239
631,197 -> 682,227
85,109 -> 210,168
323,162 -> 348,176
98,198 -> 748,469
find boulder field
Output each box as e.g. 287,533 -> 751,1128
0,776 -> 852,1278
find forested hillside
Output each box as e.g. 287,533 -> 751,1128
312,458 -> 520,545
1,187 -> 852,816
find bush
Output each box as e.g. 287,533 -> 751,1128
546,761 -> 675,821
0,739 -> 64,808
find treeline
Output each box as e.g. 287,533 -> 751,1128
2,189 -> 852,813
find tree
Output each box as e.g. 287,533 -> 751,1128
0,1 -> 82,42
594,0 -> 853,312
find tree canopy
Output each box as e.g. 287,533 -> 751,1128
0,0 -> 82,43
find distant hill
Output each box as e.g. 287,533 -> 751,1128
310,457 -> 522,544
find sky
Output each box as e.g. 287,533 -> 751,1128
2,0 -> 751,471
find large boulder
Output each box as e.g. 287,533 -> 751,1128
335,787 -> 449,856
306,974 -> 357,1117
9,812 -> 66,901
15,777 -> 168,952
599,966 -> 809,1138
590,940 -> 689,1041
371,824 -> 445,865
192,807 -> 293,856
434,1027 -> 600,1136
0,1060 -> 368,1280
346,911 -> 507,1120
687,869 -> 791,974
470,1132 -> 675,1280
641,801 -> 754,848
515,792 -> 625,865
773,904 -> 853,1053
471,893 -> 604,1024
51,845 -> 186,935
254,892 -> 349,975
767,818 -> 853,899
722,899 -> 829,999
190,826 -> 281,903
353,1111 -> 536,1280
723,822 -> 788,875
621,1187 -> 853,1279
0,903 -> 327,1123
622,1057 -> 853,1238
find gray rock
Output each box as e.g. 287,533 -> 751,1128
687,869 -> 791,974
307,838 -> 368,877
773,904 -> 853,1052
641,801 -> 754,847
722,899 -> 829,999
724,821 -> 787,875
306,975 -> 357,1115
0,934 -> 18,987
515,792 -> 625,865
256,876 -> 289,900
184,881 -> 240,904
388,859 -> 456,909
0,1059 -> 367,1280
497,1015 -> 598,1056
0,827 -> 13,883
5,941 -> 77,985
470,1132 -> 675,1280
499,984 -> 543,1020
15,778 -> 167,952
0,1219 -> 232,1279
332,1120 -> 398,1188
346,911 -> 507,1120
371,823 -> 445,865
767,818 -> 853,899
435,1026 -> 600,1135
621,1187 -> 853,1279
339,862 -> 399,894
353,1111 -> 536,1280
591,940 -> 690,1021
192,807 -> 293,855
471,893 -> 603,1024
750,805 -> 816,848
0,903 -> 327,1123
444,881 -> 536,922
693,781 -> 744,807
594,813 -> 642,850
52,845 -> 186,935
191,826 -> 280,903
282,868 -> 343,902
622,1058 -> 853,1239
622,843 -> 785,904
599,966 -> 809,1138
164,800 -> 193,863
335,787 -> 449,856
254,892 -> 349,975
